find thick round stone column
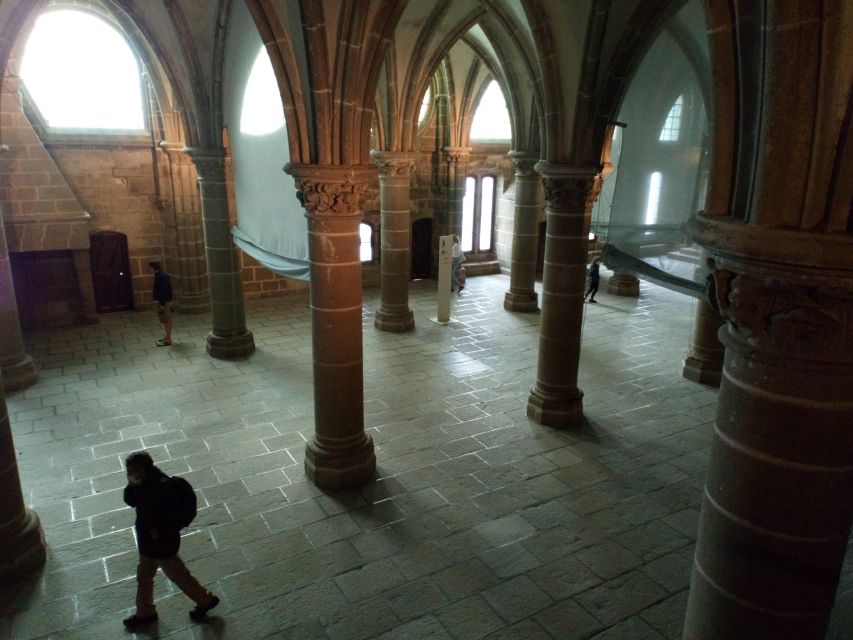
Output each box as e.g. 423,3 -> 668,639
684,238 -> 853,638
285,163 -> 375,489
163,143 -> 210,314
527,164 -> 600,427
371,151 -> 415,332
607,272 -> 640,297
0,368 -> 46,579
0,209 -> 37,392
441,146 -> 472,239
503,152 -> 541,312
186,148 -> 254,358
682,297 -> 724,386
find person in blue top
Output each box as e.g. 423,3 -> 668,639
150,260 -> 174,346
584,257 -> 600,303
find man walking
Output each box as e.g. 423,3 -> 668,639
150,260 -> 173,346
584,257 -> 601,303
122,451 -> 219,629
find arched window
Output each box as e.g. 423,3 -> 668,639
461,174 -> 496,256
359,223 -> 374,262
240,47 -> 285,136
20,10 -> 145,130
659,95 -> 684,142
470,80 -> 511,141
418,86 -> 431,128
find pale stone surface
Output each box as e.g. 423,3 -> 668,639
3,274 -> 851,639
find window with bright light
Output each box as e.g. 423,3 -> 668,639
470,80 -> 511,141
461,174 -> 496,256
240,47 -> 285,136
359,223 -> 374,262
659,95 -> 683,142
645,172 -> 662,224
418,86 -> 431,128
20,10 -> 145,130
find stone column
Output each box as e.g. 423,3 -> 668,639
527,164 -> 600,427
503,151 -> 541,312
0,368 -> 46,579
681,297 -> 724,386
371,151 -> 416,332
441,146 -> 471,240
163,144 -> 209,314
186,148 -> 254,358
607,272 -> 640,297
683,250 -> 853,638
0,209 -> 37,392
285,163 -> 375,489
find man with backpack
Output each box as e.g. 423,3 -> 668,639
122,451 -> 220,629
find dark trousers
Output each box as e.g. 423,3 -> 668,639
585,280 -> 599,300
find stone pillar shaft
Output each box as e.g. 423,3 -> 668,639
441,146 -> 471,242
371,151 -> 415,332
504,151 -> 541,312
186,148 -> 254,358
285,163 -> 375,489
607,272 -> 640,297
163,145 -> 209,314
0,368 -> 46,579
527,164 -> 600,427
0,208 -> 36,391
684,249 -> 853,639
682,297 -> 724,386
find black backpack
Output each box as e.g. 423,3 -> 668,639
167,476 -> 197,529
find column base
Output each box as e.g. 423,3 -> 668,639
682,355 -> 722,387
178,293 -> 211,315
1,354 -> 38,392
0,510 -> 46,581
206,330 -> 255,359
504,291 -> 539,312
304,433 -> 376,489
527,385 -> 585,427
374,308 -> 415,333
607,272 -> 640,297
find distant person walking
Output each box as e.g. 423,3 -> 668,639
150,260 -> 173,346
122,451 -> 219,630
451,235 -> 465,292
584,257 -> 600,303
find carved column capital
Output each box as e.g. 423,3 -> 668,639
709,257 -> 853,364
370,151 -> 416,179
442,146 -> 472,165
184,147 -> 226,182
534,162 -> 601,211
284,163 -> 373,217
508,151 -> 539,178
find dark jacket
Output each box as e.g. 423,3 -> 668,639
153,271 -> 173,304
588,262 -> 600,282
123,466 -> 181,558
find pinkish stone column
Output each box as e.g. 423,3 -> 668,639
0,206 -> 37,391
682,297 -> 724,386
186,148 -> 254,358
527,164 -> 600,427
607,272 -> 640,297
371,151 -> 416,332
285,163 -> 375,489
504,152 -> 542,312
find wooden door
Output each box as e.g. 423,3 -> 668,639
411,218 -> 433,280
89,232 -> 134,312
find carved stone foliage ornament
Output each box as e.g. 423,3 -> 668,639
511,156 -> 538,178
294,179 -> 369,216
541,175 -> 598,211
186,149 -> 226,182
374,158 -> 415,179
711,264 -> 853,362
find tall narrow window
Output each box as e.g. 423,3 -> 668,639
418,86 -> 432,128
359,223 -> 374,262
645,172 -> 662,224
461,174 -> 496,257
659,95 -> 684,141
240,47 -> 285,135
20,10 -> 145,130
470,80 -> 512,141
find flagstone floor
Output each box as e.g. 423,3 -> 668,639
2,272 -> 850,639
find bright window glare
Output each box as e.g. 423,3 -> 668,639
461,177 -> 476,251
359,224 -> 372,262
470,80 -> 511,141
645,172 -> 662,224
21,11 -> 145,130
418,86 -> 431,127
659,95 -> 683,142
240,47 -> 285,136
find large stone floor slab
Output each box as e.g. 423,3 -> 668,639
2,273 -> 851,639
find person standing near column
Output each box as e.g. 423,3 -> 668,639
451,235 -> 465,293
584,257 -> 600,303
150,261 -> 174,346
122,451 -> 219,629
